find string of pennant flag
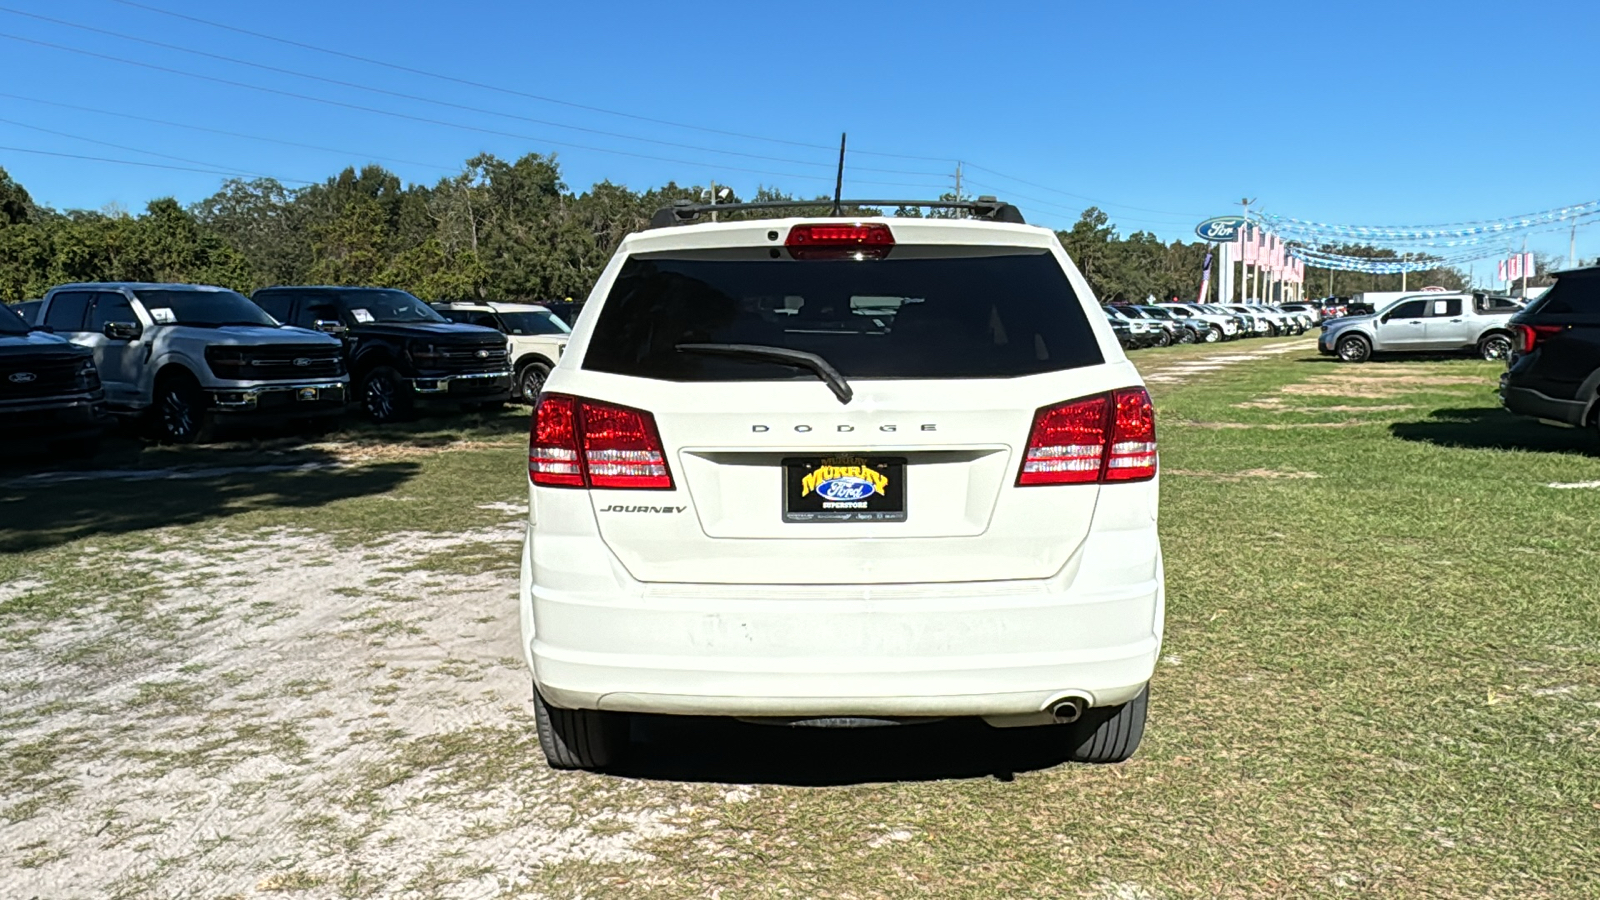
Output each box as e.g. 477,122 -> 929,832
1250,199 -> 1600,243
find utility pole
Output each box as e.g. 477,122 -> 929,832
709,180 -> 718,223
1571,220 -> 1578,268
1240,197 -> 1255,301
953,161 -> 962,204
1520,236 -> 1529,298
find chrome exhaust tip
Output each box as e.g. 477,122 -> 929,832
1048,697 -> 1086,724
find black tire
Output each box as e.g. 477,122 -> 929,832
532,688 -> 627,771
1203,325 -> 1222,344
1478,332 -> 1513,362
1336,334 -> 1371,363
1064,685 -> 1148,764
517,363 -> 550,404
360,366 -> 411,423
1178,327 -> 1198,345
153,374 -> 212,444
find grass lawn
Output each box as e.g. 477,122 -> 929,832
1,339 -> 1596,898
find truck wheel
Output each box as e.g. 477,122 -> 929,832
1064,686 -> 1148,764
360,366 -> 411,423
1154,330 -> 1172,348
1478,333 -> 1512,361
1336,334 -> 1371,363
517,363 -> 550,403
1203,325 -> 1222,343
532,688 -> 627,770
1178,327 -> 1198,344
153,375 -> 212,444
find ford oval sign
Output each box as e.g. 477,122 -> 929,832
8,371 -> 37,384
815,476 -> 879,502
1195,216 -> 1247,241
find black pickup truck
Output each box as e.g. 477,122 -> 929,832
0,302 -> 110,454
250,287 -> 511,422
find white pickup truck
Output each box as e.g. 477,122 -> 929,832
36,282 -> 349,442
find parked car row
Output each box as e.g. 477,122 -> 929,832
1103,301 -> 1316,350
2,282 -> 571,452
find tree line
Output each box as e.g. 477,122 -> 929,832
0,155 -> 1476,306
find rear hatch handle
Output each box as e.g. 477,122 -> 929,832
675,343 -> 854,404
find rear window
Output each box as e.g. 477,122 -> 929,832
1525,275 -> 1600,315
583,248 -> 1102,380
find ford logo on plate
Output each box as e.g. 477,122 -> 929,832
815,476 -> 878,502
8,371 -> 37,384
1194,215 -> 1248,241
293,357 -> 311,367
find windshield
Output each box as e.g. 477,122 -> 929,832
133,289 -> 278,327
0,304 -> 29,335
1138,307 -> 1172,320
585,248 -> 1102,381
341,289 -> 446,324
498,310 -> 571,335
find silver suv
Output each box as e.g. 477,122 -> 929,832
37,283 -> 348,441
1318,292 -> 1522,362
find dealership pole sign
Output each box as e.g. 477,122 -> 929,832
1195,216 -> 1247,242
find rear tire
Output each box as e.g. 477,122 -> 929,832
1478,332 -> 1513,361
1203,325 -> 1222,343
532,688 -> 627,771
1064,686 -> 1148,764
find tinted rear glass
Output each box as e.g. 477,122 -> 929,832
583,249 -> 1102,380
134,289 -> 278,327
1526,275 -> 1600,315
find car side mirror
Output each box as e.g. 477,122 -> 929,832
103,321 -> 142,341
314,319 -> 348,335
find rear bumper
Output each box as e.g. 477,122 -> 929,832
1501,383 -> 1585,426
522,526 -> 1163,720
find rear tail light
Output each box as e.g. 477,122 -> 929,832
1515,323 -> 1563,354
529,394 -> 673,490
785,223 -> 894,260
1017,387 -> 1156,486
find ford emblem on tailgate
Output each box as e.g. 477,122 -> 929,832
293,357 -> 311,367
8,372 -> 36,384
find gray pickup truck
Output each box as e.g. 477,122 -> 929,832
1318,292 -> 1522,362
36,282 -> 349,442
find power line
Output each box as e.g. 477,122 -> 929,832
962,162 -> 1209,219
961,176 -> 1198,230
0,143 -> 279,179
0,114 -> 304,183
105,0 -> 956,164
0,6 -> 875,173
0,91 -> 460,173
0,31 -> 840,184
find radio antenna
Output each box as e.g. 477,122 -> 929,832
831,132 -> 846,216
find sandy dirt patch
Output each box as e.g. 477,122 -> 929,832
0,521 -> 698,898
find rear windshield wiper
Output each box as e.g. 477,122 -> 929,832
675,343 -> 854,404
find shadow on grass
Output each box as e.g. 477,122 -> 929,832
1389,407 -> 1597,454
612,715 -> 1080,786
0,448 -> 419,553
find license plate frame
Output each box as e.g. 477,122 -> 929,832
296,387 -> 320,402
782,455 -> 906,524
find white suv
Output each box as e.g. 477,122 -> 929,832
520,201 -> 1164,770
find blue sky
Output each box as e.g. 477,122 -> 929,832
2,0 -> 1597,273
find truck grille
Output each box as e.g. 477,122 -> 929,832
0,357 -> 89,398
435,344 -> 509,372
207,344 -> 345,380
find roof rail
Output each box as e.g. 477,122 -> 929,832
647,196 -> 1026,229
